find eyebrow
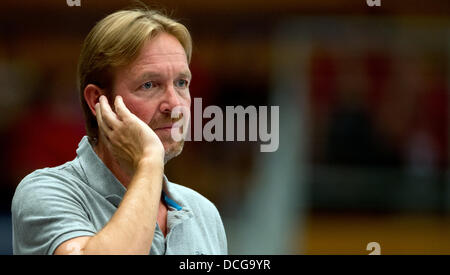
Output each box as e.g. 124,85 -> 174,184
136,70 -> 192,82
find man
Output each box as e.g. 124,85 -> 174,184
11,8 -> 227,255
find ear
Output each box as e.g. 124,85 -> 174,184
84,84 -> 104,116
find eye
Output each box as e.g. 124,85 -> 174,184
141,81 -> 154,90
175,79 -> 189,88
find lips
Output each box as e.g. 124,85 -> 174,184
153,117 -> 184,131
154,123 -> 175,130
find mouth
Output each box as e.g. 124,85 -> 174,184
154,124 -> 184,133
154,123 -> 175,130
153,117 -> 184,131
155,126 -> 173,131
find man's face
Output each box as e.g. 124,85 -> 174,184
111,32 -> 191,163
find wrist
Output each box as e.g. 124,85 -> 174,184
137,155 -> 164,171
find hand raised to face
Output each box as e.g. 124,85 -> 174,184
95,95 -> 165,176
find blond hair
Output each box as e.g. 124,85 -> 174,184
77,8 -> 192,142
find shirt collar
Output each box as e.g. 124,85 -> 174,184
76,136 -> 184,211
76,136 -> 126,204
162,176 -> 183,211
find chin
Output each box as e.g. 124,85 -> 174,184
163,140 -> 185,164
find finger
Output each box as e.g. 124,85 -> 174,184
114,95 -> 133,120
99,95 -> 120,130
95,101 -> 112,136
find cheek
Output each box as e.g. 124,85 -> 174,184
184,94 -> 191,109
184,97 -> 192,118
121,95 -> 158,124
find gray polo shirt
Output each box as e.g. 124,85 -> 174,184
11,136 -> 227,255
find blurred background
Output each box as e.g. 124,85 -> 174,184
0,0 -> 449,254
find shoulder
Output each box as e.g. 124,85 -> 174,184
12,161 -> 85,213
11,161 -> 96,255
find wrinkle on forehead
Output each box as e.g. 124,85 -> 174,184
134,33 -> 188,65
115,33 -> 190,88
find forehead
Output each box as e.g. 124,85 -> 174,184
131,32 -> 188,69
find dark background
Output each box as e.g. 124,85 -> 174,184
0,0 -> 449,254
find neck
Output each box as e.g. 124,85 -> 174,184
92,138 -> 132,189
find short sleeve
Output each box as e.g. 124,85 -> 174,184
11,172 -> 97,255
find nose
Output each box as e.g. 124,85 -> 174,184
159,84 -> 182,114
